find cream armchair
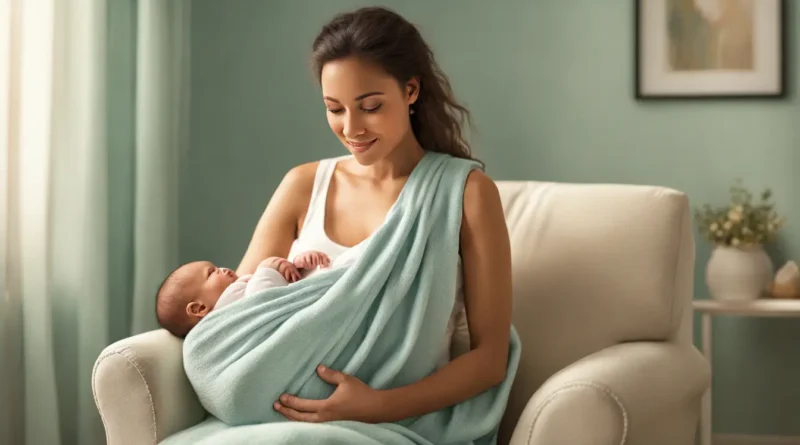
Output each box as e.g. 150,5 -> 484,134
93,181 -> 711,445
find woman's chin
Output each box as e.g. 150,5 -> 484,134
347,147 -> 382,165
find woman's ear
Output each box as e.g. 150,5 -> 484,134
186,301 -> 209,318
406,77 -> 420,105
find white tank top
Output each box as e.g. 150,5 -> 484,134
286,156 -> 469,368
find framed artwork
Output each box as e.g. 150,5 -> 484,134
635,0 -> 787,99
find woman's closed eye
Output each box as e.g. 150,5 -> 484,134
327,104 -> 382,114
363,104 -> 381,113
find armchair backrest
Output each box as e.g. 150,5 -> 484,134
489,181 -> 695,438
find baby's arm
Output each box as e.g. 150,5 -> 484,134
244,257 -> 297,295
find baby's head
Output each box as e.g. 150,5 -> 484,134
155,261 -> 238,338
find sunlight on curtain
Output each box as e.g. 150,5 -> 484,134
49,0 -> 110,443
1,1 -> 63,443
0,1 -> 24,444
0,0 -> 189,443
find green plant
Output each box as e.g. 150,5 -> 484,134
694,179 -> 785,248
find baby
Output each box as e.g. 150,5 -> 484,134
155,250 -> 330,338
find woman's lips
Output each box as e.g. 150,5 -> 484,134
347,138 -> 377,153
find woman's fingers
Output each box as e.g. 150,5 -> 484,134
279,394 -> 326,413
273,402 -> 322,423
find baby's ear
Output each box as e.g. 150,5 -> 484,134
186,301 -> 209,317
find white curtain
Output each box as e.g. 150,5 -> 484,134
0,0 -> 190,444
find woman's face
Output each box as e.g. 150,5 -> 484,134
320,56 -> 418,165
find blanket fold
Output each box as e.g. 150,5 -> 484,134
160,152 -> 521,445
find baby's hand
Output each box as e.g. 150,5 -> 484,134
293,250 -> 331,270
259,257 -> 301,283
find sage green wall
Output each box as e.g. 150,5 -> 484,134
184,0 -> 800,436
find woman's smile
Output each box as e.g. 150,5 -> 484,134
346,138 -> 377,153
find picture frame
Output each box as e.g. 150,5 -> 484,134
635,0 -> 787,99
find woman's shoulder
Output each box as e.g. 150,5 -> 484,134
461,169 -> 504,227
282,154 -> 350,186
276,156 -> 345,217
282,160 -> 319,188
463,169 -> 498,205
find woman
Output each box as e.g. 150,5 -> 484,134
236,6 -> 513,425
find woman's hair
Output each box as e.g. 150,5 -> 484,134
311,6 -> 479,163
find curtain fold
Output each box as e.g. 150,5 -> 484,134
0,1 -> 190,444
16,1 -> 62,443
132,0 -> 190,334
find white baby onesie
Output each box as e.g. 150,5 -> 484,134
214,266 -> 289,309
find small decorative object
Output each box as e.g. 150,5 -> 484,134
769,261 -> 800,299
695,179 -> 785,301
635,0 -> 786,98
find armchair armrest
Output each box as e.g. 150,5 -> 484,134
92,329 -> 206,445
509,341 -> 710,445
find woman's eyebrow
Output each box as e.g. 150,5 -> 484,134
324,91 -> 384,103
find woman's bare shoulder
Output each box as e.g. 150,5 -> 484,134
272,161 -> 317,217
282,160 -> 319,191
462,170 -> 501,214
460,169 -> 507,243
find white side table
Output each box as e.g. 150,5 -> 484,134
693,299 -> 800,445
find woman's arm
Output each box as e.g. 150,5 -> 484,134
374,170 -> 513,421
275,170 -> 514,424
236,162 -> 317,276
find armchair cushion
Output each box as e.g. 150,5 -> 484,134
509,341 -> 710,445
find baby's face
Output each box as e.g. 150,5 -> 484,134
176,261 -> 238,309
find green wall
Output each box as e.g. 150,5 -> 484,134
184,0 -> 800,436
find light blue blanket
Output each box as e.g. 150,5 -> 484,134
160,152 -> 521,445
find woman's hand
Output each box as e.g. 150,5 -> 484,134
274,365 -> 386,423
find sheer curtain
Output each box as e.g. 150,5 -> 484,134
0,1 -> 190,444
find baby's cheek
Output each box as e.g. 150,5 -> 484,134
216,276 -> 231,290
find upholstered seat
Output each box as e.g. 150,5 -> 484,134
93,180 -> 710,445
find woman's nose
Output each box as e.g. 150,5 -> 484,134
343,114 -> 365,138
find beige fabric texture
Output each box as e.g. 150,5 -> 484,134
92,180 -> 710,445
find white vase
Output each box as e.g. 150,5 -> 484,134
706,245 -> 773,301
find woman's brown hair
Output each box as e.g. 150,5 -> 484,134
311,6 -> 479,163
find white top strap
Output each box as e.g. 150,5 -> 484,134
298,157 -> 340,236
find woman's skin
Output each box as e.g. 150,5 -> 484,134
236,55 -> 513,424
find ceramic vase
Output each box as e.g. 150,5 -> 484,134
706,244 -> 773,301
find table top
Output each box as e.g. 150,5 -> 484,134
693,299 -> 800,316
